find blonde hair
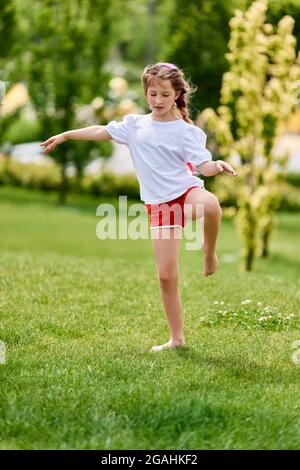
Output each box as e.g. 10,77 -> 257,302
141,62 -> 197,124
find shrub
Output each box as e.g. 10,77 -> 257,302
115,174 -> 140,199
2,157 -> 298,209
286,173 -> 300,189
278,182 -> 300,211
0,156 -> 60,191
0,157 -> 10,185
211,170 -> 300,212
3,116 -> 42,144
84,171 -> 118,197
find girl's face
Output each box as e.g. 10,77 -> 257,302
146,78 -> 180,120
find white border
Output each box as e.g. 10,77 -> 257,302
150,224 -> 183,230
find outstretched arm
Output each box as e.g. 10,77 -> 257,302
40,125 -> 112,154
197,160 -> 238,177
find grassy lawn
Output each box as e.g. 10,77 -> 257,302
0,185 -> 299,450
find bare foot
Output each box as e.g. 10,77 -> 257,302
151,339 -> 185,352
204,252 -> 219,277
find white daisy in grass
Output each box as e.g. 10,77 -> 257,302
287,314 -> 295,320
241,299 -> 252,305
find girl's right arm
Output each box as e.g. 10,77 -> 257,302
40,125 -> 112,154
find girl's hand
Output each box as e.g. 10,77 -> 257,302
215,160 -> 238,177
40,133 -> 66,154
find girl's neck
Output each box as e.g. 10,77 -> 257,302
150,111 -> 182,122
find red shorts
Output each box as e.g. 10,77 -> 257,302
145,185 -> 202,229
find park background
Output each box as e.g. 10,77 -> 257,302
0,0 -> 300,450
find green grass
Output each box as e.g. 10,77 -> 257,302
0,185 -> 300,450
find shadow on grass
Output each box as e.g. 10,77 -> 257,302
170,346 -> 299,385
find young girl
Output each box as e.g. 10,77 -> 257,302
40,62 -> 238,352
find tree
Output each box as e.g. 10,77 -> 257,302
0,0 -> 18,150
241,0 -> 300,52
201,0 -> 300,271
14,0 -> 117,203
161,0 -> 242,116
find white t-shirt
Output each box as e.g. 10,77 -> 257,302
106,113 -> 212,204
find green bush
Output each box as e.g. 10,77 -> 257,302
115,174 -> 140,199
278,182 -> 300,211
210,171 -> 300,212
6,157 -> 300,210
0,157 -> 10,185
3,116 -> 42,144
81,171 -> 139,199
83,171 -> 118,197
286,173 -> 300,189
0,156 -> 60,191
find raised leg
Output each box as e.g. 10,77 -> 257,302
184,188 -> 222,276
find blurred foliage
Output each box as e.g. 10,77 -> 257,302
4,0 -> 300,119
8,0 -> 119,202
2,0 -> 300,210
167,0 -> 300,116
245,0 -> 300,48
0,155 -> 140,199
278,181 -> 300,210
0,0 -> 17,59
162,0 -> 240,116
3,113 -> 42,144
286,171 -> 300,188
1,154 -> 300,210
0,155 -> 61,191
83,171 -> 140,199
0,0 -> 18,148
210,170 -> 300,212
201,0 -> 300,270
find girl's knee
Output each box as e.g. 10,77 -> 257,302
158,270 -> 178,290
214,200 -> 222,219
205,195 -> 222,219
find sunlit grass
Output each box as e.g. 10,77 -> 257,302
0,186 -> 299,449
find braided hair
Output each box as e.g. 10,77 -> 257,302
141,62 -> 197,124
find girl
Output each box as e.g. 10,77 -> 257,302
40,62 -> 238,352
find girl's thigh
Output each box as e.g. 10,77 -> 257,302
184,187 -> 220,220
150,227 -> 182,275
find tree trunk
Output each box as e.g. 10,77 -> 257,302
75,169 -> 83,193
261,226 -> 269,258
245,244 -> 255,271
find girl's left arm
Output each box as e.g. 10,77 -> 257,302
197,160 -> 238,177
